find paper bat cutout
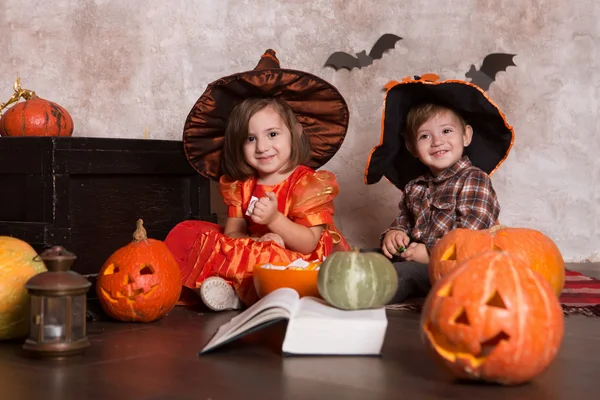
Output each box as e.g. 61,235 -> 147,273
465,53 -> 517,91
324,34 -> 402,71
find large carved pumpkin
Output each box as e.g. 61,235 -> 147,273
317,250 -> 398,310
0,78 -> 74,137
429,226 -> 565,295
421,250 -> 564,385
96,220 -> 182,323
0,237 -> 47,340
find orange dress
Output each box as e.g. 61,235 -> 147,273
164,165 -> 350,306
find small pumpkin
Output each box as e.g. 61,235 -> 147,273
421,250 -> 564,385
317,250 -> 398,310
96,219 -> 182,323
0,78 -> 74,137
0,236 -> 47,340
429,225 -> 565,295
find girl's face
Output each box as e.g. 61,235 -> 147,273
244,106 -> 293,184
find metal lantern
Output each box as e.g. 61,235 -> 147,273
23,246 -> 91,358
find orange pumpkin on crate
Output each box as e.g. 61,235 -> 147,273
96,219 -> 182,323
0,78 -> 74,137
428,225 -> 565,295
421,250 -> 564,385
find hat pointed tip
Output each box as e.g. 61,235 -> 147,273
255,49 -> 280,70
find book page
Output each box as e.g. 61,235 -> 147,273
282,297 -> 388,356
200,288 -> 300,353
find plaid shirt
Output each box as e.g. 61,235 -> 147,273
382,156 -> 500,251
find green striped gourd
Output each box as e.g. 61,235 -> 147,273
317,250 -> 398,310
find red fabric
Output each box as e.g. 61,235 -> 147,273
163,220 -> 222,274
560,269 -> 600,316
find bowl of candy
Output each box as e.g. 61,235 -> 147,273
253,258 -> 322,299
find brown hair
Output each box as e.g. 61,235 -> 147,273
221,97 -> 311,181
404,103 -> 467,152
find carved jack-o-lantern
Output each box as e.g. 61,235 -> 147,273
421,250 -> 564,385
97,220 -> 182,322
429,225 -> 565,295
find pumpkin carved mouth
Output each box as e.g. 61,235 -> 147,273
100,263 -> 159,302
423,283 -> 512,368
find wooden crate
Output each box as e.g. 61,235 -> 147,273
0,137 -> 213,276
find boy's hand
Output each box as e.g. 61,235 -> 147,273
401,242 -> 430,264
382,230 -> 410,258
256,232 -> 285,248
251,192 -> 280,225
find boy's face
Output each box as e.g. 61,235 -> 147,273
409,110 -> 473,176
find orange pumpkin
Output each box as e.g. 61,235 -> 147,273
0,237 -> 47,340
96,219 -> 182,323
421,250 -> 564,385
0,79 -> 73,137
429,225 -> 565,295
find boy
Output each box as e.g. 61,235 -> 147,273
364,76 -> 515,303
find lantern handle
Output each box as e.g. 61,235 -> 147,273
34,245 -> 77,272
0,77 -> 37,116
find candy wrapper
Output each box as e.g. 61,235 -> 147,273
259,258 -> 323,271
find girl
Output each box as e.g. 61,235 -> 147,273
165,50 -> 351,311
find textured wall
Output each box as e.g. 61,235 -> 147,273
1,0 -> 598,262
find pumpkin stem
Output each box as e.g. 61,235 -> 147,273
0,77 -> 37,116
133,219 -> 148,242
490,225 -> 507,233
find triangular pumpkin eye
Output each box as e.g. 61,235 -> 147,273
453,309 -> 470,326
103,263 -> 120,275
441,244 -> 456,261
485,291 -> 507,309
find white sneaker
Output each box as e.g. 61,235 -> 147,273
200,277 -> 242,311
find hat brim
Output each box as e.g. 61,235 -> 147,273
364,80 -> 514,189
183,69 -> 349,181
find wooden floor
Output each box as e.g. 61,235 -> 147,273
1,263 -> 599,400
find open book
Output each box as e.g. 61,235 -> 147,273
200,288 -> 388,356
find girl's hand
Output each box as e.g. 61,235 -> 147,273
401,242 -> 430,264
256,233 -> 285,248
251,192 -> 280,225
382,230 -> 410,258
